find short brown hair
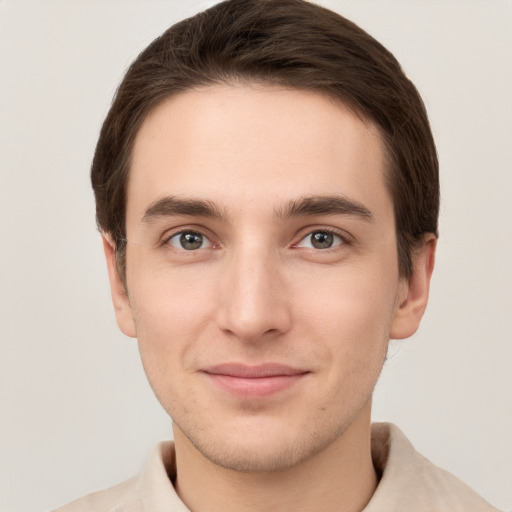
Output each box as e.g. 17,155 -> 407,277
91,0 -> 439,281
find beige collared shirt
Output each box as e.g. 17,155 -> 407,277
54,423 -> 500,511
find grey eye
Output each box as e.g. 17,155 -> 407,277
168,231 -> 212,250
311,232 -> 334,249
296,231 -> 343,249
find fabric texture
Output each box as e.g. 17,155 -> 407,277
54,423 -> 500,512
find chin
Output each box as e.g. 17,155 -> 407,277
193,436 -> 315,473
175,414 -> 351,474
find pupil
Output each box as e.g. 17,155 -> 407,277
312,232 -> 333,249
180,232 -> 203,250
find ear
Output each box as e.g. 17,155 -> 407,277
102,234 -> 137,338
390,235 -> 437,340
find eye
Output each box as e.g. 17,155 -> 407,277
166,231 -> 212,251
296,230 -> 344,250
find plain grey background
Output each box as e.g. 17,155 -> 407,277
1,1 -> 511,511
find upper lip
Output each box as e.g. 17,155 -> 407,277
202,363 -> 309,378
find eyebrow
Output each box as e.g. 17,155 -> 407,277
141,197 -> 227,223
141,194 -> 373,224
275,195 -> 374,222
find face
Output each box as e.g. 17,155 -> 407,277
105,84 -> 433,472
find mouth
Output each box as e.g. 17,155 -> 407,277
201,363 -> 310,399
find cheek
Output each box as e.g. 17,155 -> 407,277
291,260 -> 399,396
126,261 -> 219,370
295,263 -> 399,341
127,276 -> 215,415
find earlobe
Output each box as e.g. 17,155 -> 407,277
102,234 -> 137,338
389,235 -> 437,340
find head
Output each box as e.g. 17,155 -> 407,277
92,0 -> 438,283
95,0 -> 438,473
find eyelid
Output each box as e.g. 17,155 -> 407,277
167,230 -> 212,249
292,226 -> 353,248
156,224 -> 352,251
160,225 -> 220,249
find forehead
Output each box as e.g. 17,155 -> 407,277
127,84 -> 390,225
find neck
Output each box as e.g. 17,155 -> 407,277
173,404 -> 377,512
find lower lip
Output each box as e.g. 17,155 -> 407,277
205,373 -> 307,398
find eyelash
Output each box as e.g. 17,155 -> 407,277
163,229 -> 216,251
161,226 -> 352,252
293,227 -> 350,250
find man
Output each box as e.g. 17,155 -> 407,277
55,0 -> 500,510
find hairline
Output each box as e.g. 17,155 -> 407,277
113,79 -> 403,283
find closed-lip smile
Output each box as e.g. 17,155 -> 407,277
201,363 -> 309,398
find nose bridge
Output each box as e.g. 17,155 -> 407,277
217,237 -> 290,341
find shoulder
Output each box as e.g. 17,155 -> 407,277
52,476 -> 141,512
366,423 -> 501,512
52,441 -> 184,512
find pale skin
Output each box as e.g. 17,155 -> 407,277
103,84 -> 436,512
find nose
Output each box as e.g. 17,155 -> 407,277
216,245 -> 292,343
